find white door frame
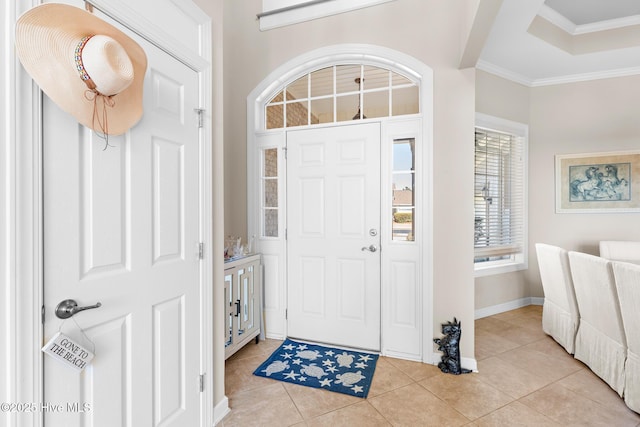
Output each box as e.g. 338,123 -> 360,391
247,44 -> 434,362
3,1 -> 213,426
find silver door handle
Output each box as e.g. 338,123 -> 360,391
361,245 -> 378,252
55,299 -> 102,319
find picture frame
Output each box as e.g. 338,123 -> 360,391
555,150 -> 640,213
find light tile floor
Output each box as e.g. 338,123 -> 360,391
221,305 -> 640,426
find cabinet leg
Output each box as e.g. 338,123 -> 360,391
255,335 -> 260,344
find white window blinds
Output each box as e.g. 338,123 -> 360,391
474,127 -> 525,262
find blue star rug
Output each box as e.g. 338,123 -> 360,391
253,338 -> 379,398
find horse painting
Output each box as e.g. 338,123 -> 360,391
569,163 -> 630,202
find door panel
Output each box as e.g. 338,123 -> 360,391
80,140 -> 129,277
287,123 -> 381,351
43,21 -> 200,427
152,138 -> 185,263
153,296 -> 186,425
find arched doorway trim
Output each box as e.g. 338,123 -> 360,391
247,44 -> 434,362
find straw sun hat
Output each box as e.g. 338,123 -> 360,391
15,3 -> 147,136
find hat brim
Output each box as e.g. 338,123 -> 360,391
15,3 -> 147,135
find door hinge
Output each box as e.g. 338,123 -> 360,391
41,305 -> 45,324
199,373 -> 205,392
283,146 -> 287,159
194,108 -> 205,128
285,228 -> 287,240
285,308 -> 288,320
198,243 -> 205,260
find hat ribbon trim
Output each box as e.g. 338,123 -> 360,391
76,35 -> 117,149
75,35 -> 97,91
84,90 -> 116,150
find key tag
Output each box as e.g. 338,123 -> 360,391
42,317 -> 95,372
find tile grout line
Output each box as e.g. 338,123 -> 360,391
223,306 -> 640,426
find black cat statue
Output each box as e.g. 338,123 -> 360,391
433,317 -> 472,375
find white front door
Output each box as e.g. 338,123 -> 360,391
287,123 -> 381,351
42,29 -> 201,426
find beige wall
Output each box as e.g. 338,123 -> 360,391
223,0 -> 478,358
475,70 -> 640,310
476,70 -> 529,124
526,75 -> 640,296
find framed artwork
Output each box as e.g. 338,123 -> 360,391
555,150 -> 640,213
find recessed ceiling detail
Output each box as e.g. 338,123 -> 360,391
540,1 -> 640,35
528,14 -> 640,55
544,0 -> 640,26
477,0 -> 640,86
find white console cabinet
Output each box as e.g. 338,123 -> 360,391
224,254 -> 262,359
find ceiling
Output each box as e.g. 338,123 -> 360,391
477,0 -> 640,86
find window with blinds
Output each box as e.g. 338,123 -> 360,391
474,116 -> 527,271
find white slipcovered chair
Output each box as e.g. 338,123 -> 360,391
535,243 -> 579,354
612,261 -> 640,413
568,251 -> 627,396
599,241 -> 640,264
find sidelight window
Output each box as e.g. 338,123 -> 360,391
392,138 -> 415,241
262,148 -> 279,237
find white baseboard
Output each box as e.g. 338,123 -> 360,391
265,332 -> 285,340
382,350 -> 422,362
427,298 -> 545,376
474,297 -> 544,319
530,297 -> 544,306
461,356 -> 478,372
213,396 -> 230,426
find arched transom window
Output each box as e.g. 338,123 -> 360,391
265,64 -> 419,129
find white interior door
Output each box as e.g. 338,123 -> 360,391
42,27 -> 201,426
287,123 -> 381,351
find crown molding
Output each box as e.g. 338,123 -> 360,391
537,4 -> 576,34
475,60 -> 534,86
538,4 -> 640,35
576,14 -> 640,35
477,59 -> 640,87
529,65 -> 640,86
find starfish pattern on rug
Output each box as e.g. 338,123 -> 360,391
254,339 -> 379,398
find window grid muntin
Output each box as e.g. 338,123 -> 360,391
264,64 -> 419,129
